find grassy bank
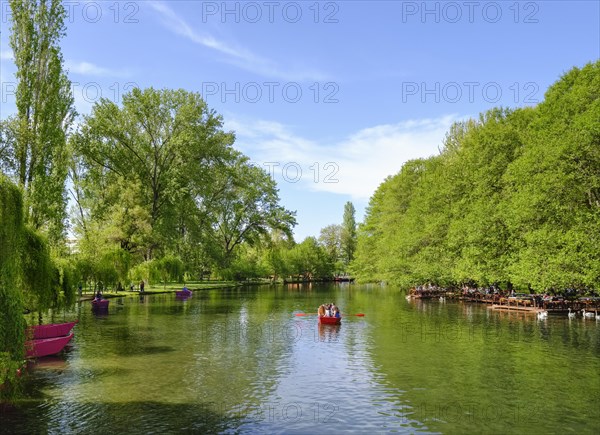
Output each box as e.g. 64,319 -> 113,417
78,280 -> 273,301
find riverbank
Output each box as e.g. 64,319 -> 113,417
77,280 -> 272,302
405,285 -> 600,315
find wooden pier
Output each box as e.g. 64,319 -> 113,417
488,304 -> 546,314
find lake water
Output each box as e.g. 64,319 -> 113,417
2,284 -> 599,434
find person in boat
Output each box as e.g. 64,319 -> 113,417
95,289 -> 103,300
331,303 -> 340,318
182,286 -> 190,293
318,304 -> 325,317
325,304 -> 332,317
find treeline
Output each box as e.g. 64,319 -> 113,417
0,0 -> 356,311
352,62 -> 600,292
68,87 -> 296,287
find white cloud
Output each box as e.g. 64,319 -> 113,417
0,50 -> 13,61
148,1 -> 327,82
65,60 -> 131,78
226,115 -> 462,200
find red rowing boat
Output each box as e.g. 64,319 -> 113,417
25,333 -> 74,358
27,320 -> 79,340
318,315 -> 341,325
92,299 -> 109,309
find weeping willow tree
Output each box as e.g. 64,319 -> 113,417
0,176 -> 26,396
0,174 -> 62,399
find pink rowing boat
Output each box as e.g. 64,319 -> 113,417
175,290 -> 192,297
27,320 -> 79,340
318,315 -> 341,325
25,333 -> 74,358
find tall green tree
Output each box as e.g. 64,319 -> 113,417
319,224 -> 343,268
2,0 -> 75,244
203,157 -> 297,270
72,87 -> 235,259
341,201 -> 357,266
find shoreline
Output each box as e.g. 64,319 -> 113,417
77,280 -> 272,302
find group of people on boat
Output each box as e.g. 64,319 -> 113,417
318,303 -> 340,318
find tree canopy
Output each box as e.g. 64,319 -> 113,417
70,87 -> 297,285
352,62 -> 600,292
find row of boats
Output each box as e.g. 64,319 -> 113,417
25,320 -> 78,358
26,295 -> 112,358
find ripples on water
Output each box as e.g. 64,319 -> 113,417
1,286 -> 599,434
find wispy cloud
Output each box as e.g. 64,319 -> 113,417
65,60 -> 131,78
226,115 -> 462,200
148,1 -> 327,82
0,50 -> 13,61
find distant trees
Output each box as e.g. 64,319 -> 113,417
352,62 -> 600,292
319,224 -> 343,269
341,201 -> 357,265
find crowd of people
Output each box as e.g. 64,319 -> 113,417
318,303 -> 341,318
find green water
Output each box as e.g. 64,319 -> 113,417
2,284 -> 599,434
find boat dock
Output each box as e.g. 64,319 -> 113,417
488,305 -> 546,314
406,287 -> 600,316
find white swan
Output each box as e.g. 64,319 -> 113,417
582,309 -> 596,319
567,308 -> 575,319
537,310 -> 548,319
439,296 -> 445,302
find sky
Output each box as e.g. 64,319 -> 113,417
1,1 -> 599,240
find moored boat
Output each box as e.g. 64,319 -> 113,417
318,315 -> 341,325
25,333 -> 74,358
92,299 -> 109,309
333,276 -> 354,282
27,320 -> 79,340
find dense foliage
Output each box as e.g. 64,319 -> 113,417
0,177 -> 26,366
352,62 -> 600,291
0,176 -> 62,396
69,87 -> 297,287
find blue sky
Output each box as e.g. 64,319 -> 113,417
1,1 -> 599,240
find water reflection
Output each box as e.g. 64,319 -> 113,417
2,286 -> 599,434
317,323 -> 340,342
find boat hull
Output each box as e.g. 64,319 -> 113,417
25,333 -> 74,358
28,320 -> 78,340
175,291 -> 192,297
92,299 -> 109,309
318,315 -> 341,325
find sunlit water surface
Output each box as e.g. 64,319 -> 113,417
2,284 -> 599,434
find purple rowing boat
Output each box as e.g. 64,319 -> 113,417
25,333 -> 74,358
92,299 -> 109,309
